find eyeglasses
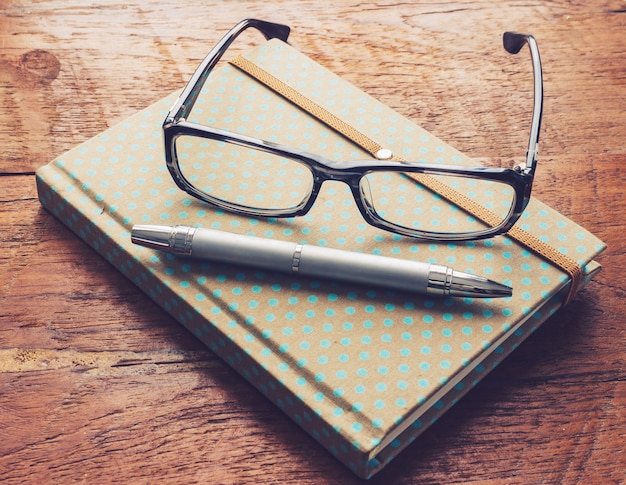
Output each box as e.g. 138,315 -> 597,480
163,19 -> 543,241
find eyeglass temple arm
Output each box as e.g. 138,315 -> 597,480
168,19 -> 290,124
503,32 -> 543,176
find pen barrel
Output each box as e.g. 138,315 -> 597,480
298,245 -> 430,293
190,227 -> 296,270
189,227 -> 430,293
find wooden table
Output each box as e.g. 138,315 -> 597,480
1,2 -> 624,483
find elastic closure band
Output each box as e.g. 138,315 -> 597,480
229,55 -> 582,304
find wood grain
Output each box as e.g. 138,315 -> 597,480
1,1 -> 624,483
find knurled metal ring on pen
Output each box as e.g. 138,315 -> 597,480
291,244 -> 303,273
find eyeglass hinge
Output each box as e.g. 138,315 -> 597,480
513,162 -> 526,173
163,116 -> 185,129
515,144 -> 539,175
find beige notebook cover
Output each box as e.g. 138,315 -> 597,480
36,39 -> 605,478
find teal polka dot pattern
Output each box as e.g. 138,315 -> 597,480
35,38 -> 605,480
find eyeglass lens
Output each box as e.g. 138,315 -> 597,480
176,135 -> 315,211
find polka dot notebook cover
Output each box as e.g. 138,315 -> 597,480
36,39 -> 605,479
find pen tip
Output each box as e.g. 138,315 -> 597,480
449,270 -> 512,298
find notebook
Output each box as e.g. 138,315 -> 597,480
36,38 -> 605,478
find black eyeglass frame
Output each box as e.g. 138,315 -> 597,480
163,19 -> 543,242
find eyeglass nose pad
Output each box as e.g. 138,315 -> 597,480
359,176 -> 376,212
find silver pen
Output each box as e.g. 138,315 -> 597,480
130,225 -> 512,298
